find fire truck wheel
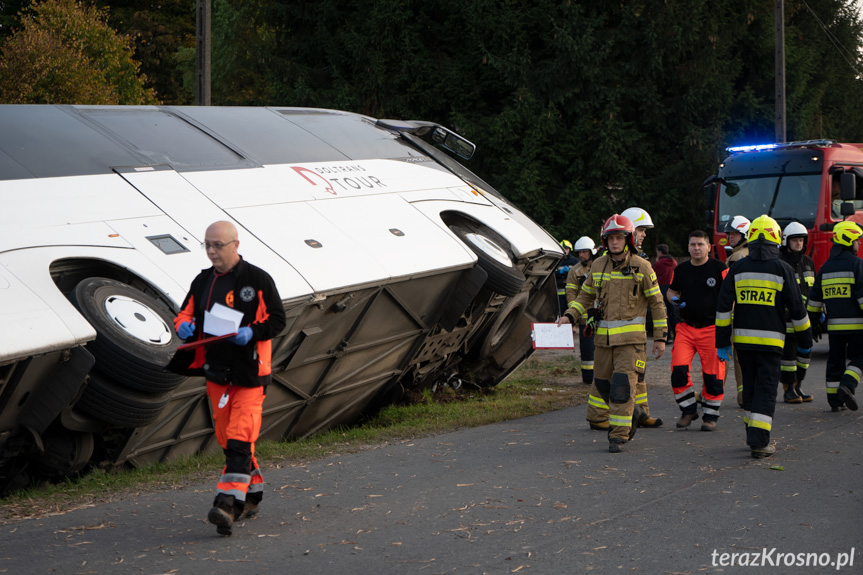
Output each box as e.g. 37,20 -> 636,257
450,226 -> 526,297
71,277 -> 185,393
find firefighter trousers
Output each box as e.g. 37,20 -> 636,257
578,323 -> 595,385
737,349 -> 780,449
586,369 -> 649,424
780,330 -> 811,386
670,323 -> 725,420
825,333 -> 863,408
593,344 -> 646,441
207,382 -> 266,505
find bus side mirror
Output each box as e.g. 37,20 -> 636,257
841,171 -> 856,201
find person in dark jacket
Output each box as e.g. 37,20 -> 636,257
715,215 -> 812,458
169,221 -> 286,536
778,222 -> 816,403
806,221 -> 863,412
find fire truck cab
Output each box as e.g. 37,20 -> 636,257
704,140 -> 863,269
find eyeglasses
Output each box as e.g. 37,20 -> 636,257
201,240 -> 236,251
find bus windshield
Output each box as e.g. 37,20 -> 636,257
717,174 -> 821,231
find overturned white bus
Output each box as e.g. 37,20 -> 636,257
0,106 -> 562,492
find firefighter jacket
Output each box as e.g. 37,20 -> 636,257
726,241 -> 749,265
779,246 -> 815,302
168,257 -> 287,387
564,250 -> 668,347
564,259 -> 593,324
715,241 -> 812,353
806,244 -> 863,333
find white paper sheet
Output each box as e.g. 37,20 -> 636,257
531,323 -> 575,349
203,303 -> 244,336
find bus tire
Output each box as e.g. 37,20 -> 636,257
71,277 -> 184,393
450,226 -> 526,296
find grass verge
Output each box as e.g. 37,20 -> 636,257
0,351 -> 586,523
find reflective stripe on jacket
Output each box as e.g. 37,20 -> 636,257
565,251 -> 667,346
715,242 -> 812,353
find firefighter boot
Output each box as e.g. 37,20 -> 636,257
837,385 -> 858,411
794,383 -> 813,403
639,416 -> 664,428
589,421 -> 609,431
782,382 -> 803,404
608,438 -> 626,453
750,444 -> 776,459
208,493 -> 241,536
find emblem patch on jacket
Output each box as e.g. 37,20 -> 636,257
240,286 -> 256,302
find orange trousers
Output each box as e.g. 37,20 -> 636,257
670,323 -> 725,420
207,382 -> 265,503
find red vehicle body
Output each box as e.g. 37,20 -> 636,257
704,139 -> 863,270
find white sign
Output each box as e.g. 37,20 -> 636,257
531,323 -> 575,349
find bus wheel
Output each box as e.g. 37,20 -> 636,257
450,226 -> 526,297
71,278 -> 184,393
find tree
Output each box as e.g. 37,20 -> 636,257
0,0 -> 157,104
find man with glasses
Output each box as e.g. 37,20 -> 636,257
169,221 -> 286,536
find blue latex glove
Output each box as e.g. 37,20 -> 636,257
228,326 -> 253,346
177,321 -> 195,340
671,296 -> 686,309
797,347 -> 810,354
717,346 -> 732,362
558,266 -> 570,274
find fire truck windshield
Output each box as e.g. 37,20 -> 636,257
717,173 -> 821,231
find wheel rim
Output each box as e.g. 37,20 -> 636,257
464,232 -> 513,267
102,294 -> 174,345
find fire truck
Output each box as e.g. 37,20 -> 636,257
703,139 -> 863,269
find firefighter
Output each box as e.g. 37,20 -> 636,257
779,222 -> 816,403
725,215 -> 751,264
564,236 -> 597,386
715,215 -> 812,458
557,214 -> 668,453
618,206 -> 663,428
805,221 -> 863,412
724,215 -> 751,407
556,239 -> 578,315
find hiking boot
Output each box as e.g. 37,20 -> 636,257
676,412 -> 699,429
208,505 -> 235,536
795,385 -> 813,402
208,494 -> 239,536
237,500 -> 259,521
750,444 -> 776,459
837,385 -> 858,411
700,419 -> 717,432
589,421 -> 609,431
783,383 -> 802,404
639,416 -> 664,428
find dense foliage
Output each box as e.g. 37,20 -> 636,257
1,0 -> 861,251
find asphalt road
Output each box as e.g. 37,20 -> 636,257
1,341 -> 860,575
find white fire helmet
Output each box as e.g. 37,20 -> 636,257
781,221 -> 808,248
724,215 -> 751,235
620,207 -> 654,229
573,236 -> 596,254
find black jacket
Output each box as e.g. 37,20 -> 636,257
168,257 -> 286,387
